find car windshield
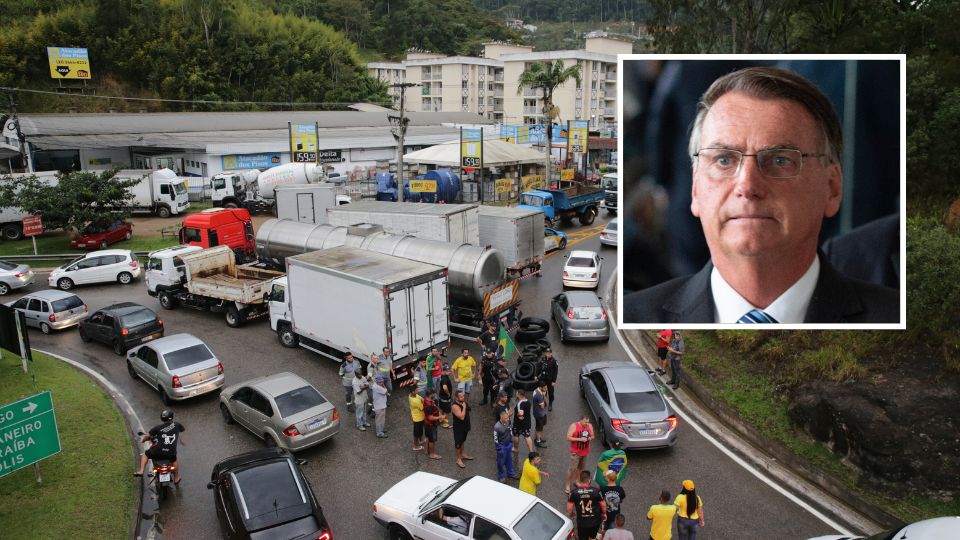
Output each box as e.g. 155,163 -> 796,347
120,309 -> 157,327
567,257 -> 595,268
573,307 -> 604,320
605,221 -> 618,231
162,343 -> 214,370
51,295 -> 84,312
420,477 -> 468,512
173,182 -> 187,195
615,391 -> 665,414
520,194 -> 543,207
61,256 -> 84,269
0,261 -> 16,271
514,502 -> 565,540
232,460 -> 306,521
274,385 -> 327,417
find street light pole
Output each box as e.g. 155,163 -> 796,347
389,83 -> 419,203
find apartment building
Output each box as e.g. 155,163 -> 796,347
366,34 -> 631,130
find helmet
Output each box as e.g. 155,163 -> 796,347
160,410 -> 174,422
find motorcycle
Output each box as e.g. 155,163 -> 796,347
139,431 -> 178,501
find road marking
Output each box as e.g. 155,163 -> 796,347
544,224 -> 606,260
606,273 -> 856,536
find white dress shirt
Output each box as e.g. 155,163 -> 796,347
711,256 -> 820,323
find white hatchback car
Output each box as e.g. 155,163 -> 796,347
807,516 -> 960,540
562,250 -> 602,289
373,472 -> 573,540
49,249 -> 141,290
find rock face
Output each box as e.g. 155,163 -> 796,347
788,377 -> 960,493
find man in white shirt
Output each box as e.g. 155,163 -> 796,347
624,66 -> 898,324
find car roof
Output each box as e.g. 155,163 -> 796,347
83,249 -> 132,257
563,291 -> 603,307
22,289 -> 81,301
99,302 -> 152,316
443,475 -> 539,526
211,447 -> 295,479
147,333 -> 205,354
249,372 -> 313,398
584,361 -> 657,393
569,250 -> 597,258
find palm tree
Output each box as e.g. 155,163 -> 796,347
517,59 -> 582,186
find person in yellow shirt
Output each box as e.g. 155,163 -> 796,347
450,348 -> 478,399
519,451 -> 549,496
408,387 -> 425,451
647,490 -> 677,540
674,480 -> 704,540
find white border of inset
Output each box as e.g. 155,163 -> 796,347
616,54 -> 907,330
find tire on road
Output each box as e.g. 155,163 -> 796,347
278,323 -> 299,348
225,305 -> 244,328
158,291 -> 178,309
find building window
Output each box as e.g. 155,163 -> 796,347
462,80 -> 468,88
462,65 -> 470,75
463,96 -> 468,106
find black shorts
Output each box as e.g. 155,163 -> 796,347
413,421 -> 424,439
145,447 -> 176,463
424,424 -> 438,442
439,400 -> 452,414
658,346 -> 668,360
453,429 -> 468,448
577,522 -> 602,540
534,415 -> 546,431
512,424 -> 531,438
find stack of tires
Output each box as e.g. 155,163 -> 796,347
514,317 -> 549,342
511,338 -> 551,391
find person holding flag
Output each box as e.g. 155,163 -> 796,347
594,440 -> 628,486
497,322 -> 517,362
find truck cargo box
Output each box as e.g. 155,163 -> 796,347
181,245 -> 283,304
477,206 -> 545,275
326,201 -> 479,245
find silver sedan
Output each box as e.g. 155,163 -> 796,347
579,361 -> 679,449
219,372 -> 339,451
0,260 -> 34,296
127,333 -> 224,404
551,291 -> 610,342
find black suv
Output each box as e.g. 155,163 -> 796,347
208,448 -> 332,540
78,302 -> 164,355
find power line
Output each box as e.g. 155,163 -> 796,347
0,86 -> 394,108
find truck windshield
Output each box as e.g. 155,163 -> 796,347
182,228 -> 201,243
173,183 -> 187,195
603,177 -> 618,190
212,177 -> 226,190
520,194 -> 543,207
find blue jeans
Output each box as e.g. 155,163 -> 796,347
677,517 -> 700,540
496,443 -> 514,480
355,399 -> 368,427
669,357 -> 682,387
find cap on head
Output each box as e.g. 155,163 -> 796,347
161,409 -> 174,422
682,479 -> 695,491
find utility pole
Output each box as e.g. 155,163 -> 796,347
388,83 -> 419,203
7,94 -> 28,172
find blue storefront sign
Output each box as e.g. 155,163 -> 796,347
221,153 -> 282,170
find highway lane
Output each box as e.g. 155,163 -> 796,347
11,215 -> 837,539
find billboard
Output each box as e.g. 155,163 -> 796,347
47,47 -> 92,79
289,123 -> 318,163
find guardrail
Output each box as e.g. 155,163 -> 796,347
1,252 -> 153,265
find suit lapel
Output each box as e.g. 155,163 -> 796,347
663,262 -> 716,323
804,255 -> 866,323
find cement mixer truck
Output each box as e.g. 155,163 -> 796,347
211,163 -> 349,213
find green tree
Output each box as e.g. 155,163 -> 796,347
516,59 -> 581,185
0,169 -> 139,232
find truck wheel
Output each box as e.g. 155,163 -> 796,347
579,207 -> 597,225
225,306 -> 244,328
156,206 -> 172,218
224,202 -> 238,209
544,217 -> 553,228
158,291 -> 178,309
1,223 -> 23,241
278,324 -> 299,348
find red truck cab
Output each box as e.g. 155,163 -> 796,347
179,208 -> 256,262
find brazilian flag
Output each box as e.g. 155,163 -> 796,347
497,324 -> 517,361
595,448 -> 628,485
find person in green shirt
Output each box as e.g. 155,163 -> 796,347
647,490 -> 677,540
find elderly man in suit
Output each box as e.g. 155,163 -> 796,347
624,66 -> 897,324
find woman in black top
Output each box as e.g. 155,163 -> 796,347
451,390 -> 473,468
438,365 -> 454,428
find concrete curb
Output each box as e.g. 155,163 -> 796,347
35,349 -> 160,540
606,273 -> 904,532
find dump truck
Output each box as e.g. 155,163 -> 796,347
517,181 -> 604,227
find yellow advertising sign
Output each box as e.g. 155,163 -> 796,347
560,169 -> 575,181
410,180 -> 437,193
567,119 -> 588,154
461,128 -> 483,169
517,126 -> 530,144
495,178 -> 512,194
289,123 -> 318,163
47,47 -> 92,79
521,174 -> 544,192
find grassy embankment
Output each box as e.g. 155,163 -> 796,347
0,350 -> 134,540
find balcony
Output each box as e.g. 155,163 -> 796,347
604,72 -> 617,83
603,107 -> 616,116
495,73 -> 504,82
494,88 -> 503,97
522,86 -> 540,98
523,106 -> 541,115
494,103 -> 504,112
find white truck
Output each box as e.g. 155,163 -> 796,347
325,201 -> 479,244
114,168 -> 190,218
212,163 -> 348,213
145,245 -> 284,327
477,205 -> 545,277
268,245 -> 449,374
0,171 -> 60,240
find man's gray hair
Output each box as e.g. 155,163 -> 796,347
688,66 -> 843,168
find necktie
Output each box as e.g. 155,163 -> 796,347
737,309 -> 779,323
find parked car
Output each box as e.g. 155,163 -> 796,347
79,302 -> 164,355
599,218 -> 618,247
0,260 -> 35,295
544,227 -> 568,253
48,249 -> 141,290
373,472 -> 573,540
807,516 -> 960,540
126,333 -> 224,404
562,250 -> 602,289
220,372 -> 339,451
551,291 -> 609,343
579,361 -> 679,449
6,289 -> 87,334
70,220 -> 133,250
208,448 -> 332,540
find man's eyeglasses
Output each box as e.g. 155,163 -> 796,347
693,148 -> 827,178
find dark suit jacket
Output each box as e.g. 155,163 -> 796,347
623,255 -> 899,324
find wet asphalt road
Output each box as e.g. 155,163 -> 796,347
14,215 -> 837,540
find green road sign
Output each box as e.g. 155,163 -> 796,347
0,391 -> 62,478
